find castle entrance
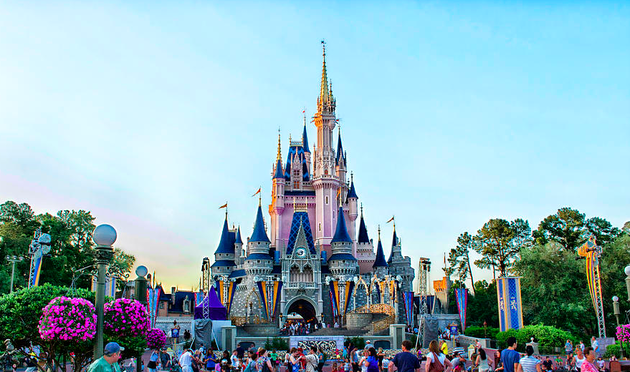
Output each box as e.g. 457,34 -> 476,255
287,299 -> 317,324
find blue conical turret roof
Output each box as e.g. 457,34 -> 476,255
373,237 -> 388,268
388,228 -> 398,264
250,204 -> 270,243
274,158 -> 284,179
215,217 -> 235,254
357,212 -> 370,244
302,123 -> 310,153
331,206 -> 352,243
347,179 -> 358,199
235,226 -> 243,244
336,132 -> 345,165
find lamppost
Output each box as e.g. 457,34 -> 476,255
134,266 -> 148,372
6,255 -> 23,293
625,265 -> 630,302
93,224 -> 117,359
613,296 -> 623,358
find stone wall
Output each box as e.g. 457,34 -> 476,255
346,313 -> 373,330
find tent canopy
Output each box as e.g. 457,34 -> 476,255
194,287 -> 227,320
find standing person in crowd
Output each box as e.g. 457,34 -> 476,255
492,350 -> 504,372
220,351 -> 231,372
243,351 -> 257,372
305,347 -> 320,372
439,341 -> 448,357
192,350 -> 203,372
352,345 -> 360,372
579,348 -> 598,372
204,349 -> 217,372
476,349 -> 490,372
541,357 -> 553,372
425,340 -> 452,372
565,341 -> 573,357
359,350 -> 369,372
148,349 -> 159,372
572,348 -> 586,372
517,346 -> 541,372
579,342 -> 585,352
501,338 -> 520,372
257,349 -> 274,372
231,350 -> 240,371
365,348 -> 379,372
236,344 -> 245,360
377,348 -> 385,372
388,340 -> 420,372
270,350 -> 278,369
179,349 -> 194,372
87,342 -> 124,372
317,347 -> 326,372
590,338 -> 599,355
171,321 -> 181,347
345,359 -> 352,372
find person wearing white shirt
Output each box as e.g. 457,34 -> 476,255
179,349 -> 193,372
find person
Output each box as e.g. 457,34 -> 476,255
439,341 -> 448,357
148,349 -> 160,372
388,340 -> 420,372
257,349 -> 274,372
476,349 -> 490,372
317,348 -> 326,372
451,353 -> 467,372
595,357 -> 606,372
231,350 -> 240,370
572,348 -> 586,372
270,350 -> 278,368
590,338 -> 599,355
204,349 -> 217,372
345,359 -> 353,372
377,348 -> 385,372
332,362 -> 341,372
382,357 -> 390,372
237,344 -> 246,360
365,348 -> 379,372
220,351 -> 231,372
517,346 -> 541,372
425,340 -> 452,372
180,349 -> 194,372
365,341 -> 374,350
244,351 -> 257,372
501,337 -> 520,372
192,350 -> 202,372
579,342 -> 585,352
88,342 -> 124,372
492,350 -> 504,372
542,357 -> 553,372
171,321 -> 181,346
305,346 -> 320,372
161,348 -> 172,370
565,341 -> 573,357
580,348 -> 598,372
352,346 -> 361,372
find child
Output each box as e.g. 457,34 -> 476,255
332,362 -> 340,372
344,358 -> 352,372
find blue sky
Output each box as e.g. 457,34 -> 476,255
1,1 -> 628,291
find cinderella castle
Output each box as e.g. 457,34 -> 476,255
203,44 -> 415,328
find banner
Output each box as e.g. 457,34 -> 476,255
226,282 -> 237,315
146,287 -> 161,328
373,279 -> 381,303
30,254 -> 43,287
256,281 -> 269,320
344,281 -> 355,314
91,275 -> 117,298
329,281 -> 339,317
216,280 -> 225,306
455,288 -> 468,331
496,277 -> 524,332
423,295 -> 435,314
271,281 -> 283,318
195,291 -> 204,306
403,291 -> 414,325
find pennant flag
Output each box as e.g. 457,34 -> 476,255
336,187 -> 341,200
271,281 -> 283,318
146,287 -> 162,328
455,288 -> 469,331
219,203 -> 228,209
387,216 -> 395,223
252,188 -> 261,197
329,281 -> 340,317
344,281 -> 355,314
30,254 -> 43,287
256,281 -> 269,320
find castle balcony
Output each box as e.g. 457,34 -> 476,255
284,282 -> 319,290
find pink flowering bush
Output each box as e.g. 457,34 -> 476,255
38,296 -> 97,342
147,328 -> 168,349
616,324 -> 630,342
104,298 -> 150,338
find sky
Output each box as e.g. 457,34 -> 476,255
1,1 -> 629,292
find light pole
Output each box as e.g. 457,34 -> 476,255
613,296 -> 623,358
93,224 -> 117,359
625,265 -> 630,302
6,255 -> 23,293
134,266 -> 148,372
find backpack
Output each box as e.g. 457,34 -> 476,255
429,353 -> 445,372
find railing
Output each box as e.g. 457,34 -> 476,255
285,282 -> 318,289
230,316 -> 273,325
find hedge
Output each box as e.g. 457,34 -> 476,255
464,326 -> 500,340
496,325 -> 575,354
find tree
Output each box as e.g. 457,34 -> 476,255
466,280 -> 499,328
447,232 -> 476,294
474,218 -> 531,277
585,217 -> 621,246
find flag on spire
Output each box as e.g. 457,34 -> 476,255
387,216 -> 395,223
219,203 -> 228,209
252,187 -> 261,197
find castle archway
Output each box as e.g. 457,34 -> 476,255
286,298 -> 317,324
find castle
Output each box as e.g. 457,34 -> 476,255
205,44 -> 415,326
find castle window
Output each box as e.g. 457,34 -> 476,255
325,196 -> 329,204
294,181 -> 300,189
319,223 -> 321,231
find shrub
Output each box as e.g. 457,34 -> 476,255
496,328 -> 519,349
38,296 -> 97,342
616,324 -> 630,342
464,326 -> 500,340
496,325 -> 575,354
346,336 -> 365,350
104,298 -> 150,338
264,337 -> 289,351
604,343 -> 630,358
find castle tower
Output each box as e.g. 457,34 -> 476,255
387,222 -> 415,292
234,226 -> 244,265
302,113 -> 311,175
312,42 -> 340,256
244,201 -> 273,277
355,204 -> 375,273
328,206 -> 358,277
271,133 -> 286,248
346,173 -> 358,250
372,226 -> 388,277
211,214 -> 237,278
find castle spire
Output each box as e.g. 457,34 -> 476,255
357,203 -> 369,243
302,111 -> 310,153
373,225 -> 388,268
320,40 -> 329,105
276,128 -> 282,161
274,129 -> 284,179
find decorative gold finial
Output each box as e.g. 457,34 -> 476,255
277,128 -> 282,161
293,196 -> 296,212
360,202 -> 363,216
378,225 -> 381,240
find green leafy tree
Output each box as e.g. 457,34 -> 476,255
447,232 -> 476,294
585,217 -> 621,246
474,218 -> 531,277
466,280 -> 499,328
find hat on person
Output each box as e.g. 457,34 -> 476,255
104,342 -> 125,355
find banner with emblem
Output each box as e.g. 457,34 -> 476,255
455,288 -> 468,331
215,280 -> 225,306
146,287 -> 161,328
403,291 -> 414,325
226,282 -> 237,315
271,281 -> 283,318
344,281 -> 355,314
329,281 -> 340,317
496,277 -> 523,332
256,281 -> 269,320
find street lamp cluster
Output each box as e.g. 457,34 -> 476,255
611,265 -> 630,359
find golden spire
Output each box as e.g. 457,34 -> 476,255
378,224 -> 381,240
320,40 -> 329,105
276,128 -> 282,161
